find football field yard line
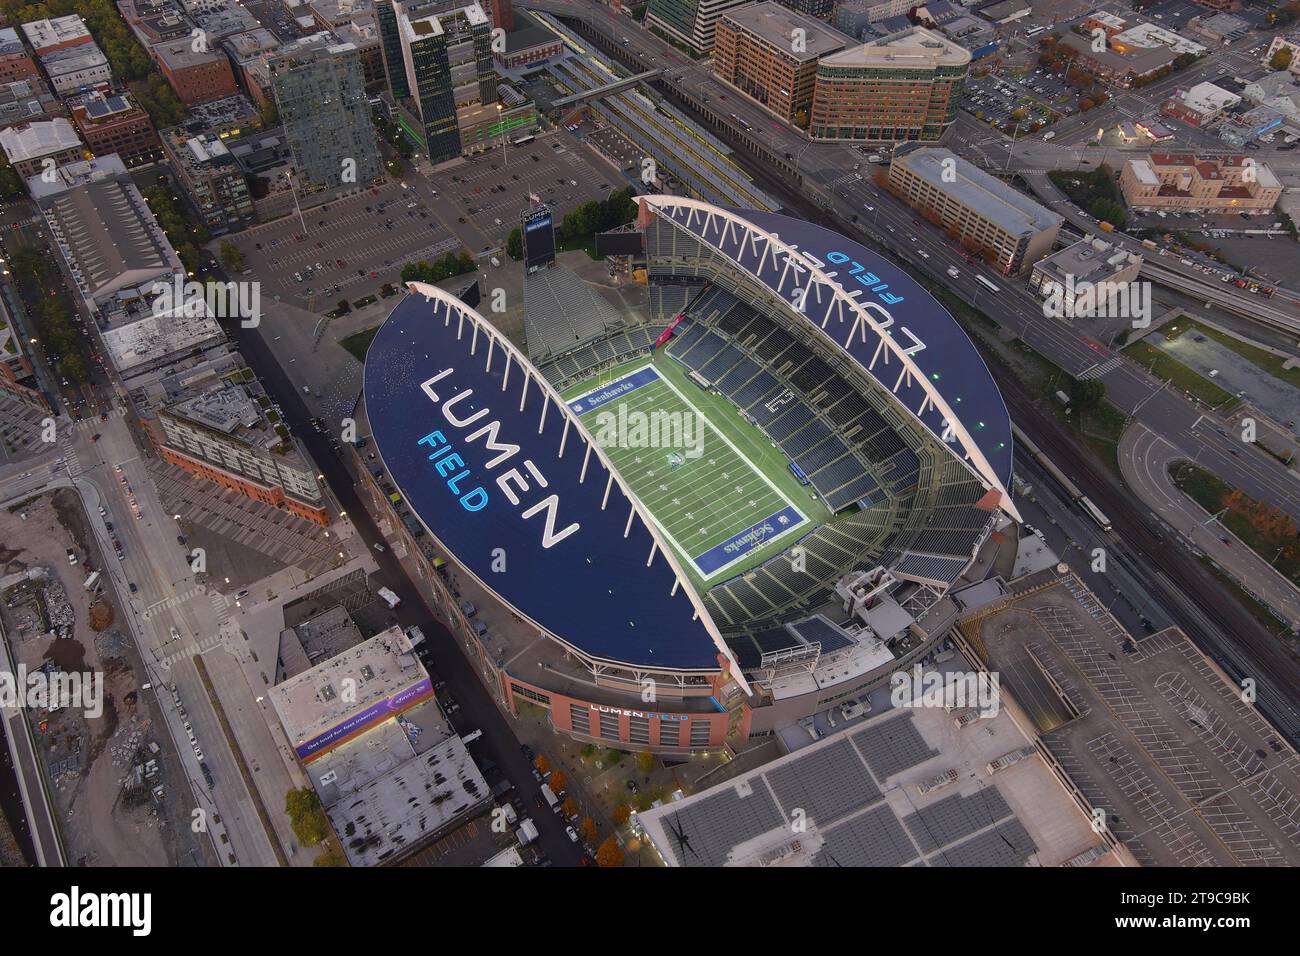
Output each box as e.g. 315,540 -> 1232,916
572,363 -> 809,580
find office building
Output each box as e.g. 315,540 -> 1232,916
0,118 -> 84,177
154,379 -> 330,525
1160,81 -> 1240,127
1119,154 -> 1282,214
380,1 -> 499,165
69,91 -> 162,166
886,144 -> 1062,274
713,2 -> 847,126
1056,32 -> 1174,88
0,78 -> 64,129
645,0 -> 754,55
160,128 -> 255,233
809,27 -> 970,142
269,33 -> 382,193
270,623 -> 491,866
151,37 -> 239,104
1029,237 -> 1143,318
0,27 -> 39,84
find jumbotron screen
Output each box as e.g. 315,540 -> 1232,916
523,212 -> 555,270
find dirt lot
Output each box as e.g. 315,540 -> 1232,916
0,489 -> 195,865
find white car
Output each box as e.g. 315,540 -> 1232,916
566,825 -> 579,843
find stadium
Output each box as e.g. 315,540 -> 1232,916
361,195 -> 1018,753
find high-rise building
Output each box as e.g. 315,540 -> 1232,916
809,26 -> 969,142
645,0 -> 753,55
379,1 -> 498,165
268,34 -> 382,194
488,0 -> 514,32
713,2 -> 847,127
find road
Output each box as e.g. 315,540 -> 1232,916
1120,423 -> 1300,627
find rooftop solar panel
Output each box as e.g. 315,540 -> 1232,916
853,712 -> 940,781
904,788 -> 1015,855
658,781 -> 786,867
765,738 -> 881,823
813,804 -> 918,867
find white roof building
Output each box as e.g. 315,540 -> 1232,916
0,117 -> 81,165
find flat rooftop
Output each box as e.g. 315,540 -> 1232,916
1034,237 -> 1140,285
308,703 -> 491,866
639,679 -> 1103,867
821,26 -> 970,70
961,570 -> 1300,866
721,1 -> 848,63
270,625 -> 426,749
892,144 -> 1062,236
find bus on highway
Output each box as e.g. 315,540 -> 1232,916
975,274 -> 1001,293
1079,496 -> 1113,532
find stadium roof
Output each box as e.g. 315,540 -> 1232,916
364,282 -> 749,683
643,197 -> 1015,510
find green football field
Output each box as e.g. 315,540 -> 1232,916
563,353 -> 830,586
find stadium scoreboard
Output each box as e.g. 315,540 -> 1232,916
522,206 -> 555,272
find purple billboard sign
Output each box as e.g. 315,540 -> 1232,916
296,676 -> 434,761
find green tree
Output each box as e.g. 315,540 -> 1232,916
285,787 -> 330,847
506,228 -> 523,260
0,163 -> 23,200
1272,47 -> 1294,71
1069,377 -> 1106,411
219,241 -> 245,272
636,750 -> 655,773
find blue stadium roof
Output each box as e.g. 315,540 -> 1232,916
363,284 -> 737,676
650,199 -> 1015,495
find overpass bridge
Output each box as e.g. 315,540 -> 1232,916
550,68 -> 663,109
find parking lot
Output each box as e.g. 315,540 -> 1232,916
961,72 -> 1077,134
228,181 -> 460,309
424,129 -> 628,251
230,130 -> 630,314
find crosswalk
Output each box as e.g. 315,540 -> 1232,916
1078,356 -> 1123,381
158,630 -> 226,669
56,434 -> 83,479
67,408 -> 126,434
141,584 -> 208,622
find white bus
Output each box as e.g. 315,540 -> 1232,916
1025,25 -> 1046,38
1079,496 -> 1113,532
511,134 -> 536,146
975,274 -> 1001,293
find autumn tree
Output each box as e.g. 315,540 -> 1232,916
612,803 -> 631,826
286,787 -> 330,847
596,836 -> 624,867
580,816 -> 598,844
636,750 -> 656,773
561,797 -> 578,818
549,769 -> 567,792
534,754 -> 550,775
